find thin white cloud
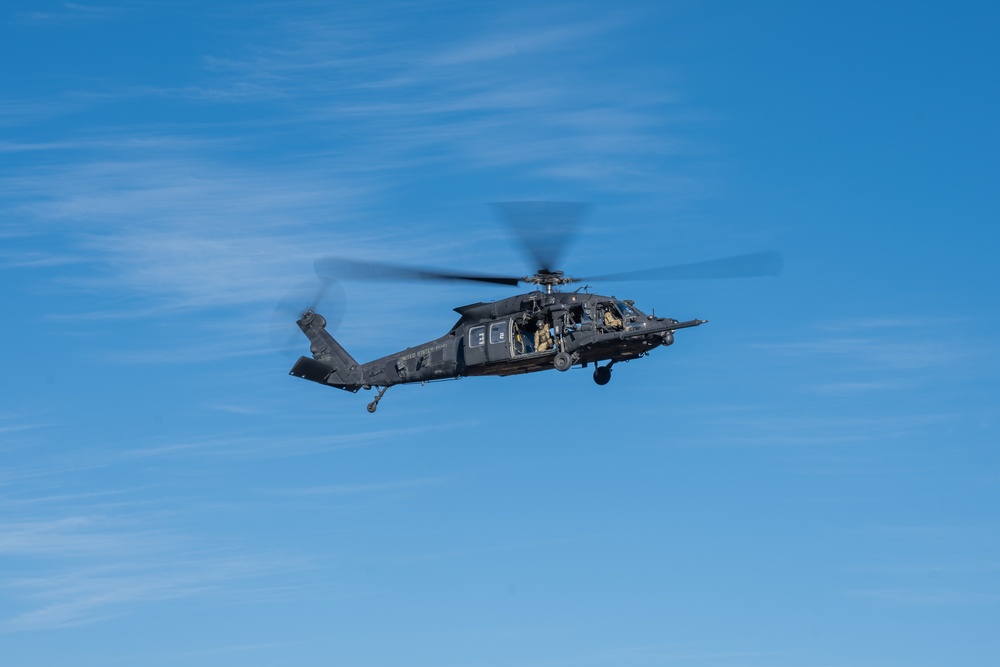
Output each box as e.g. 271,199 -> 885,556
812,380 -> 907,395
743,316 -> 993,404
122,423 -> 461,461
166,5 -> 694,193
427,20 -> 611,67
0,251 -> 86,269
12,2 -> 131,25
0,487 -> 152,509
267,477 -> 447,496
752,336 -> 967,370
383,533 -> 605,564
0,415 -> 47,437
2,4 -> 704,362
0,458 -> 309,632
2,552 -> 286,632
815,316 -> 967,331
0,516 -> 169,557
670,409 -> 956,449
3,156 -> 378,315
847,587 -> 999,606
0,98 -> 93,127
202,402 -> 267,415
846,562 -> 1000,574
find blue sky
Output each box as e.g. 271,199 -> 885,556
2,1 -> 998,665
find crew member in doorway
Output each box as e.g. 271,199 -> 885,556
534,319 -> 554,352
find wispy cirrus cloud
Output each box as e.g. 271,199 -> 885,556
12,2 -> 131,25
847,562 -> 1000,574
0,515 -> 170,557
0,412 -> 48,438
182,7 -> 693,191
847,587 -> 1000,606
267,477 -> 447,497
3,4 -> 700,354
2,551 -> 287,631
752,335 -> 970,371
0,408 -> 454,632
0,494 -> 298,632
747,316 -> 991,400
426,17 -> 615,66
3,156 -> 373,309
123,422 -> 464,461
682,410 -> 955,448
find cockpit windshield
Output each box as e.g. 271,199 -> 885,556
616,301 -> 642,318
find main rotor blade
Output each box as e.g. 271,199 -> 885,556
491,201 -> 589,273
314,257 -> 522,287
581,250 -> 784,282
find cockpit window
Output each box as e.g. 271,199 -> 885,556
616,301 -> 641,318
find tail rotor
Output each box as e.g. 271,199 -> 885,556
269,277 -> 346,357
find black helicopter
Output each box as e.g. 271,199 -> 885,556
288,203 -> 782,413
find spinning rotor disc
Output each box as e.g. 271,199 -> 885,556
312,202 -> 783,290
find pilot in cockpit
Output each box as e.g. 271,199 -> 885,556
603,304 -> 623,330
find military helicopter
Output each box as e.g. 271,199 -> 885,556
287,203 -> 782,413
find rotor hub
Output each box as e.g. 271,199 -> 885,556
523,270 -> 576,290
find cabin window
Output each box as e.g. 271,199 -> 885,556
469,326 -> 486,347
489,322 -> 508,345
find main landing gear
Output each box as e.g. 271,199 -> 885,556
593,362 -> 614,386
553,352 -> 573,372
367,386 -> 389,413
552,351 -> 614,385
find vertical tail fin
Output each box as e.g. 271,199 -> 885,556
289,310 -> 363,390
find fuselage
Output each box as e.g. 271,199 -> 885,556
354,290 -> 697,386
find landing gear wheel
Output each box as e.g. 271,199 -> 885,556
554,352 -> 572,372
593,365 -> 612,385
367,402 -> 377,413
